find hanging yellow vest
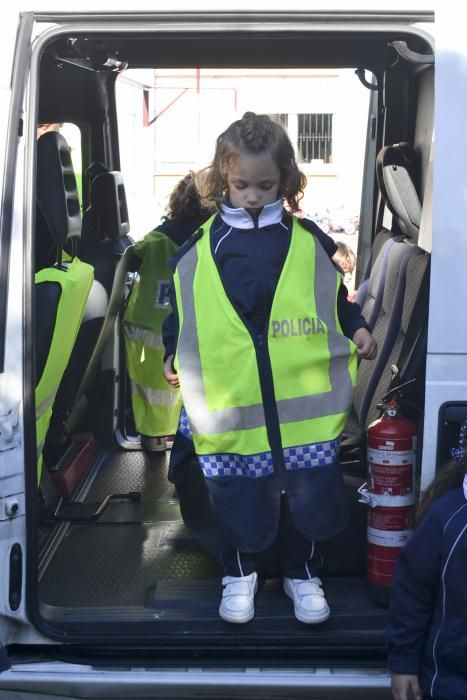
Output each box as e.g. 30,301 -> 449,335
35,257 -> 94,481
123,229 -> 182,437
173,216 -> 357,459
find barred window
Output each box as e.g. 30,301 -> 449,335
269,113 -> 289,129
297,113 -> 333,164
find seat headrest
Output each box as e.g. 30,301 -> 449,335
90,172 -> 130,241
376,142 -> 422,241
36,131 -> 82,246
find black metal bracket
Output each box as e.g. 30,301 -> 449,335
54,491 -> 141,522
388,41 -> 434,65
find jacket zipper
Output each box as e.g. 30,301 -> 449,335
254,331 -> 286,491
211,212 -> 289,490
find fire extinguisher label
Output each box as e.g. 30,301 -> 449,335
367,447 -> 415,466
367,451 -> 416,502
367,526 -> 413,546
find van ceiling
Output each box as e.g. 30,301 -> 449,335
45,30 -> 431,71
39,29 -> 431,124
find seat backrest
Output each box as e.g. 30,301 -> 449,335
355,142 -> 422,327
44,171 -> 133,459
347,142 -> 430,435
35,131 -> 94,479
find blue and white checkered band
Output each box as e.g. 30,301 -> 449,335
284,439 -> 339,470
178,406 -> 192,439
199,451 -> 274,479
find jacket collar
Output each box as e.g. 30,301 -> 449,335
220,199 -> 284,229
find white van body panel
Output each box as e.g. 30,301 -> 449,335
0,662 -> 391,699
421,7 -> 465,487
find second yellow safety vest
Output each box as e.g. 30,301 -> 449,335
123,229 -> 182,437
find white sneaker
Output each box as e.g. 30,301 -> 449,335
140,435 -> 167,452
219,572 -> 258,624
283,576 -> 330,624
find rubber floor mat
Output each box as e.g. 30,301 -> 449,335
83,450 -> 173,503
40,522 -> 222,607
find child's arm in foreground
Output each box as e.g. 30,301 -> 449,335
337,283 -> 377,359
387,509 -> 443,700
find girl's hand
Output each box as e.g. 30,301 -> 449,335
163,354 -> 180,388
391,672 -> 422,700
352,327 -> 377,360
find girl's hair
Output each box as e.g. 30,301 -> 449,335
201,111 -> 307,212
417,459 -> 466,524
165,171 -> 214,224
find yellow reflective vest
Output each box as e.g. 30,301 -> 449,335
123,229 -> 182,437
174,215 -> 357,459
35,257 -> 94,481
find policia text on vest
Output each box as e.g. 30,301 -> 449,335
271,316 -> 326,338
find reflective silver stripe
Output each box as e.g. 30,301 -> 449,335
177,245 -> 265,435
35,392 -> 56,420
123,322 -> 163,350
131,381 -> 180,406
276,235 -> 354,423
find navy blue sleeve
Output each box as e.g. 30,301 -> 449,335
162,281 -> 179,363
337,282 -> 370,338
386,508 -> 443,675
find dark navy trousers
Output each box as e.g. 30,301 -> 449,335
220,493 -> 321,579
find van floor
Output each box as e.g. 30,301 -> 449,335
38,448 -> 388,649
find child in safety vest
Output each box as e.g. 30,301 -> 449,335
123,171 -> 213,451
387,421 -> 467,700
162,112 -> 377,624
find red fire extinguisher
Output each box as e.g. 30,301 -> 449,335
358,383 -> 418,606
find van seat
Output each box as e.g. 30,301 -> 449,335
343,142 -> 430,450
44,171 -> 132,463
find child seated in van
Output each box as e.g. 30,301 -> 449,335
332,240 -> 357,296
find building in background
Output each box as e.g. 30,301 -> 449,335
116,67 -> 371,241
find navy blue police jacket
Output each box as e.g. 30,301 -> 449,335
163,200 -> 368,551
387,484 -> 467,700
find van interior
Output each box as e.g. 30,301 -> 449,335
29,17 -> 434,660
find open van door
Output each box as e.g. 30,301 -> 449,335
0,11 -> 37,654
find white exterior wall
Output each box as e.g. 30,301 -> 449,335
116,68 -> 370,239
117,70 -> 161,239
